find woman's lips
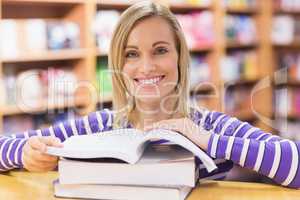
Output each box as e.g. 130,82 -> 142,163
134,75 -> 165,85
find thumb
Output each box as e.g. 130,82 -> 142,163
40,137 -> 63,149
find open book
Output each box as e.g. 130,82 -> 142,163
46,128 -> 217,173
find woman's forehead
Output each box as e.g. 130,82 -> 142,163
126,16 -> 176,46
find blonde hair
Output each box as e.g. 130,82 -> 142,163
108,1 -> 191,128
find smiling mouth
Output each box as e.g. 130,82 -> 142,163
134,75 -> 165,85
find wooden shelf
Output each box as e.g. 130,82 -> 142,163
190,46 -> 213,53
97,1 -> 211,11
228,109 -> 256,121
0,0 -> 276,133
275,111 -> 300,120
190,84 -> 215,95
2,0 -> 85,5
275,79 -> 300,87
273,42 -> 300,49
225,79 -> 259,87
97,50 -> 108,57
288,113 -> 300,120
169,3 -> 211,12
96,46 -> 213,57
1,97 -> 86,116
97,93 -> 113,104
1,49 -> 87,63
226,41 -> 258,49
273,8 -> 300,15
226,6 -> 259,15
96,0 -> 131,10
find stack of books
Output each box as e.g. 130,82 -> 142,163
47,128 -> 217,200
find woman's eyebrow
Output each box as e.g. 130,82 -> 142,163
125,45 -> 138,50
124,41 -> 170,49
152,41 -> 170,47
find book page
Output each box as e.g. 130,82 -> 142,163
46,128 -> 145,164
141,129 -> 217,172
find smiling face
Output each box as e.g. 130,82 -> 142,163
122,16 -> 179,103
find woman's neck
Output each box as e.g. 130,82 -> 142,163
131,97 -> 179,131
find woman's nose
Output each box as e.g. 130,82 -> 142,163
140,56 -> 156,74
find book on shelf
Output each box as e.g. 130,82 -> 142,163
272,15 -> 295,45
224,0 -> 257,8
220,50 -> 258,82
94,10 -> 120,54
176,11 -> 215,49
96,58 -> 113,95
53,179 -> 192,200
225,15 -> 257,45
275,0 -> 300,11
0,19 -> 81,58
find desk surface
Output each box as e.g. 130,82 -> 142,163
0,171 -> 299,200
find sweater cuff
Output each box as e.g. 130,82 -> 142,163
207,134 -> 217,158
16,139 -> 27,169
207,134 -> 232,159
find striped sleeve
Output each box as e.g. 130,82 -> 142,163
197,110 -> 300,188
207,134 -> 300,188
199,110 -> 278,141
0,109 -> 113,171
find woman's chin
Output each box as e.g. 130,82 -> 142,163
134,94 -> 162,104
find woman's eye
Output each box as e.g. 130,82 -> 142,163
155,47 -> 168,55
125,51 -> 138,58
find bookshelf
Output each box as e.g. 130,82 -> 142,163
271,0 -> 300,138
0,0 -> 96,132
0,0 -> 281,134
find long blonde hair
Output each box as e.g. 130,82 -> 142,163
108,1 -> 191,128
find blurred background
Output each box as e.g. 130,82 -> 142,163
0,0 -> 299,162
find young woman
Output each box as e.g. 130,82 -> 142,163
0,1 -> 299,189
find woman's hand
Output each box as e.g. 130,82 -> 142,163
22,136 -> 63,172
144,118 -> 212,150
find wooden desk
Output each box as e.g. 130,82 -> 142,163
0,171 -> 299,200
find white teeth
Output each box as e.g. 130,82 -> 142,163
137,76 -> 162,84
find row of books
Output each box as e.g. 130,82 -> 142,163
272,15 -> 300,45
224,86 -> 252,115
274,88 -> 300,118
94,10 -> 215,53
220,50 -> 258,82
190,55 -> 210,89
111,0 -> 212,6
223,0 -> 257,8
96,58 -> 113,95
225,15 -> 257,45
170,0 -> 211,6
276,52 -> 300,81
275,119 -> 300,141
2,66 -> 77,108
0,19 -> 80,58
3,109 -> 78,135
176,11 -> 215,49
94,10 -> 120,54
274,0 -> 300,11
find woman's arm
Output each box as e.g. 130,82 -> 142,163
198,110 -> 300,188
199,110 -> 277,141
207,133 -> 300,188
149,108 -> 300,188
0,109 -> 113,172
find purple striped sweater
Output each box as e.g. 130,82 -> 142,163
0,108 -> 299,188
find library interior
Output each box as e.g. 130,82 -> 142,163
0,0 -> 300,200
